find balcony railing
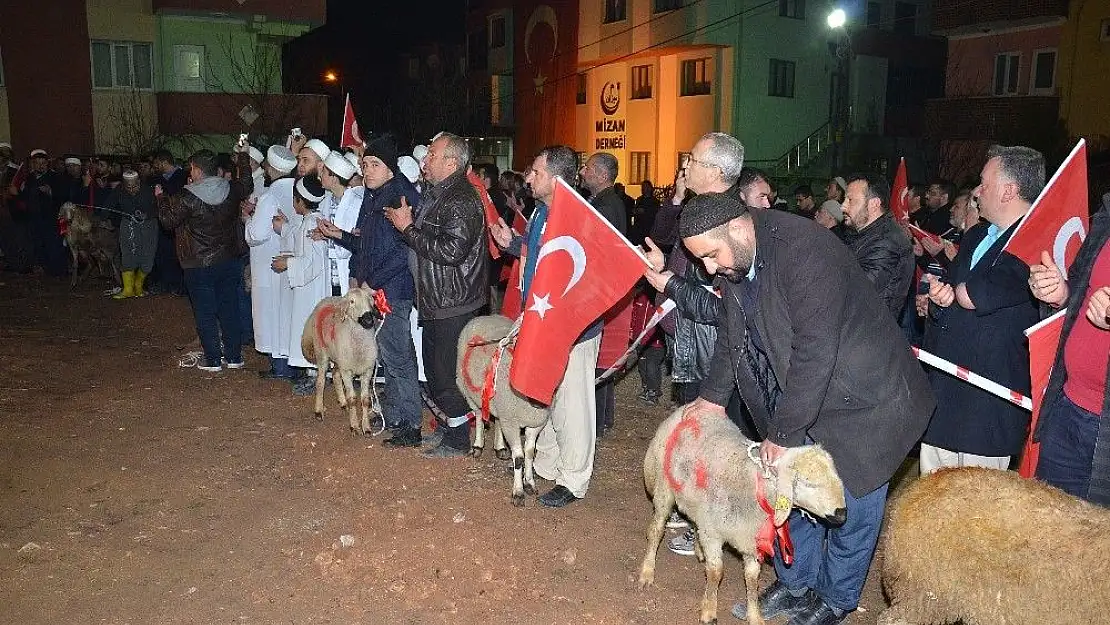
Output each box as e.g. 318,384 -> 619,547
932,0 -> 1067,32
156,92 -> 327,138
924,96 -> 1059,142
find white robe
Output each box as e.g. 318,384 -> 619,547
251,168 -> 266,199
284,211 -> 331,369
245,178 -> 294,355
320,187 -> 364,295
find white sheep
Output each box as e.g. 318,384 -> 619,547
300,287 -> 382,434
456,315 -> 549,507
879,467 -> 1110,625
639,408 -> 847,625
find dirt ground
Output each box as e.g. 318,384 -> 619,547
0,274 -> 898,624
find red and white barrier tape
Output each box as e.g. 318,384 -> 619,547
595,299 -> 677,384
912,346 -> 1032,410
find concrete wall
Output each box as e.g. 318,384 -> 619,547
87,0 -> 158,156
945,25 -> 1061,97
1058,0 -> 1110,144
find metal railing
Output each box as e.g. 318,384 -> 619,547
774,122 -> 833,174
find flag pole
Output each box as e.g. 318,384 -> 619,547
554,177 -> 654,268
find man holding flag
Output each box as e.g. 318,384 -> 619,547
490,145 -> 645,508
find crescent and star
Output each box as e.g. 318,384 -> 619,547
527,235 -> 587,320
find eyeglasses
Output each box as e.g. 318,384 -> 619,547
687,156 -> 717,170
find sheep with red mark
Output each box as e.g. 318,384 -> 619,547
300,286 -> 382,434
639,408 -> 847,625
879,467 -> 1110,625
456,314 -> 549,507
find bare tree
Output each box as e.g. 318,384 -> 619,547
97,90 -> 168,160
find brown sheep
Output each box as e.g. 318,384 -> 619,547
879,467 -> 1110,625
301,287 -> 382,434
639,408 -> 847,625
456,314 -> 550,507
58,201 -> 119,288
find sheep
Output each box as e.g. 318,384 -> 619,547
456,314 -> 549,507
878,467 -> 1110,625
301,287 -> 383,435
639,408 -> 847,625
57,201 -> 120,289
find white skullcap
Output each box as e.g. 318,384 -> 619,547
30,148 -> 48,158
122,169 -> 139,180
0,142 -> 13,151
412,144 -> 428,163
64,157 -> 82,166
266,145 -> 296,174
303,139 -> 330,161
344,151 -> 361,172
397,155 -> 420,184
247,146 -> 264,165
324,150 -> 357,181
295,177 -> 326,203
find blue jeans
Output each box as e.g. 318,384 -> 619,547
1035,393 -> 1099,499
183,258 -> 243,367
270,356 -> 294,378
376,299 -> 422,429
774,481 -> 889,612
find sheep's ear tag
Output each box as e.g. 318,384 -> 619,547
774,495 -> 791,511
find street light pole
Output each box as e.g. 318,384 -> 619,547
827,9 -> 850,173
323,70 -> 344,145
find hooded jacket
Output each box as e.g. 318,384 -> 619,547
158,152 -> 252,269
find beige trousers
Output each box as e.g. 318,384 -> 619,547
919,443 -> 1010,475
533,335 -> 602,498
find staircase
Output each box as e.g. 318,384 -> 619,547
772,122 -> 834,176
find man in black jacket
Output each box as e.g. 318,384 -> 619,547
842,173 -> 914,317
680,192 -> 934,625
386,132 -> 489,458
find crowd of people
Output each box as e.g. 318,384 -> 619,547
2,126 -> 1108,625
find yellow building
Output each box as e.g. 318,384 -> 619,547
1058,0 -> 1110,148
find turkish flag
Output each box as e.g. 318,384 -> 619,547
468,170 -> 503,259
1018,310 -> 1066,478
509,178 -> 647,404
1003,140 -> 1089,274
891,157 -> 911,223
499,210 -> 529,319
340,94 -> 364,149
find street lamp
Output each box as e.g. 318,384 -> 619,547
322,70 -> 344,146
827,8 -> 850,172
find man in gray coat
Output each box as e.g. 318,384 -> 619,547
680,192 -> 935,625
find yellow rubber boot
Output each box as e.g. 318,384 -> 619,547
114,271 -> 136,299
134,269 -> 147,297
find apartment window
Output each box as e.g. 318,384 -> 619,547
576,73 -> 587,104
866,2 -> 881,28
993,53 -> 1020,96
893,2 -> 917,35
768,59 -> 796,98
630,152 -> 651,184
489,15 -> 506,49
654,0 -> 684,12
604,0 -> 627,24
91,41 -> 153,89
779,0 -> 805,19
680,58 -> 711,96
1101,19 -> 1110,42
631,65 -> 652,99
1031,49 -> 1057,93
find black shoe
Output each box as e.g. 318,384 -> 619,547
731,581 -> 814,621
383,426 -> 421,448
538,485 -> 579,508
788,596 -> 846,625
420,443 -> 467,459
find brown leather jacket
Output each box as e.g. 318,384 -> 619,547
158,152 -> 251,269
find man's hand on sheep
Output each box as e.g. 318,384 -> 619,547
760,440 -> 787,473
1029,250 -> 1069,308
490,217 -> 513,249
681,397 -> 726,422
1086,286 -> 1110,330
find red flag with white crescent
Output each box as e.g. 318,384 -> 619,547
1002,139 -> 1089,276
1018,310 -> 1066,478
890,157 -> 910,224
340,93 -> 364,149
509,178 -> 648,404
499,209 -> 530,319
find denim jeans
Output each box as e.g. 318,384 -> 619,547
183,258 -> 243,367
1036,393 -> 1100,499
422,311 -> 481,450
376,299 -> 422,429
774,481 -> 889,612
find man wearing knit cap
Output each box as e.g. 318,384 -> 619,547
104,169 -> 159,298
385,132 -> 488,457
319,134 -> 423,447
678,192 -> 934,625
245,145 -> 297,379
316,151 -> 363,295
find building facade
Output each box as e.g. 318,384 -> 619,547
0,0 -> 326,158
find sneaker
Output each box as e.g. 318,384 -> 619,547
638,389 -> 662,404
383,426 -> 421,448
422,428 -> 444,448
292,377 -> 317,396
731,581 -> 815,622
668,528 -> 696,556
665,511 -> 689,530
420,444 -> 467,459
197,362 -> 223,372
224,360 -> 246,369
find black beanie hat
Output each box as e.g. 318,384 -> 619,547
678,192 -> 750,238
362,133 -> 399,175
